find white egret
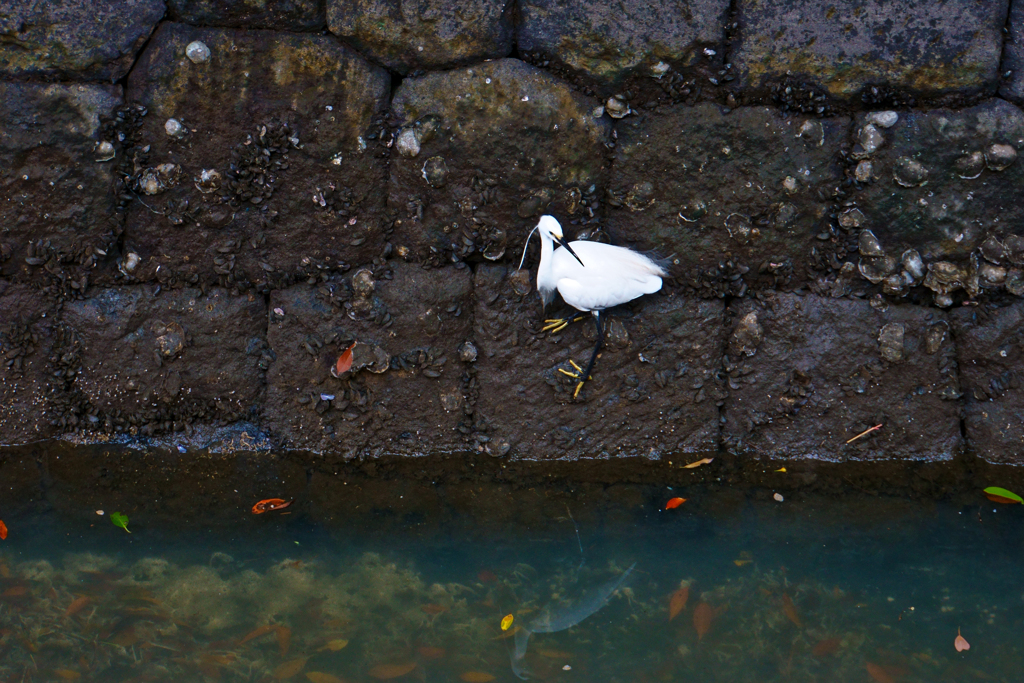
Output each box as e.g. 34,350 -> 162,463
518,215 -> 666,398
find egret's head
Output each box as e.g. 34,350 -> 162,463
537,215 -> 563,241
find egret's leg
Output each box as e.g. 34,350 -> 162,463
574,312 -> 605,399
542,312 -> 588,333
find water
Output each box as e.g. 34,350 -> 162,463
1,479 -> 1022,683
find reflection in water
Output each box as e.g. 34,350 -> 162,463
0,491 -> 1021,682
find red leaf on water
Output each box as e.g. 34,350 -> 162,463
0,520 -> 7,540
955,628 -> 970,652
332,343 -> 356,377
664,497 -> 686,510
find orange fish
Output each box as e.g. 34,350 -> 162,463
238,624 -> 276,645
65,596 -> 92,617
420,603 -> 447,615
368,662 -> 416,680
693,602 -> 714,641
669,586 -> 689,620
331,343 -> 356,378
781,593 -> 802,627
812,637 -> 841,657
865,662 -> 895,683
252,499 -> 293,514
665,497 -> 687,510
0,520 -> 7,540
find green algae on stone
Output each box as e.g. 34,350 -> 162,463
518,0 -> 729,93
327,0 -> 513,74
166,0 -> 324,31
733,0 -> 1008,101
0,0 -> 165,81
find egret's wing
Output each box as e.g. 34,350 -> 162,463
554,241 -> 667,278
557,271 -> 662,311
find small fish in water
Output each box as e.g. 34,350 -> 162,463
693,602 -> 715,641
252,499 -> 293,514
781,593 -> 802,627
668,585 -> 689,620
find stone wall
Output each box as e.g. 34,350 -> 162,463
3,0 -> 1024,469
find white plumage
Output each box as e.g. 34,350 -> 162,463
524,214 -> 666,398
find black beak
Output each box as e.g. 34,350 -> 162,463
555,237 -> 585,267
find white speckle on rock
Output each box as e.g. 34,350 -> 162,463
773,493 -> 784,502
396,128 -> 421,158
866,111 -> 899,128
185,40 -> 210,63
164,117 -> 186,138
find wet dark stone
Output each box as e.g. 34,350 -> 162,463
388,59 -> 611,265
122,23 -> 390,289
167,0 -> 324,31
0,0 -> 165,81
850,100 -> 1024,294
518,0 -> 729,94
0,82 -> 123,290
0,282 -> 60,445
950,302 -> 1024,465
723,293 -> 961,461
61,287 -> 267,432
472,264 -> 725,460
326,0 -> 512,75
264,263 -> 473,456
607,104 -> 848,291
733,0 -> 1008,102
1000,0 -> 1024,105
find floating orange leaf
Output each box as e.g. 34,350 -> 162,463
669,586 -> 689,620
238,624 -> 276,645
64,596 -> 91,617
273,658 -> 308,680
664,497 -> 686,510
319,639 -> 349,652
53,670 -> 81,681
811,637 -> 841,657
275,625 -> 292,656
865,662 -> 895,683
683,457 -> 714,469
693,602 -> 714,641
0,520 -> 7,540
459,673 -> 495,683
416,645 -> 445,659
368,662 -> 416,680
500,614 -> 514,631
781,594 -> 802,627
331,343 -> 356,378
306,673 -> 345,683
252,499 -> 293,514
955,628 -> 970,652
420,603 -> 447,615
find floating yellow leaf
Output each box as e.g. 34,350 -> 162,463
775,467 -> 787,472
683,457 -> 714,469
318,638 -> 349,652
368,662 -> 416,680
274,658 -> 308,680
53,671 -> 81,681
306,673 -> 345,683
459,673 -> 496,683
500,614 -> 514,631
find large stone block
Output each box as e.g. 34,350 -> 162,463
723,293 -> 961,461
733,0 -> 1008,102
389,59 -> 611,266
264,263 -> 474,456
327,0 -> 512,74
847,100 -> 1024,306
518,0 -> 729,95
0,83 -> 122,292
167,0 -> 323,31
0,282 -> 60,445
950,302 -> 1024,465
607,104 -> 848,294
472,264 -> 725,460
123,23 -> 391,290
1000,1 -> 1024,105
0,0 -> 165,81
61,287 -> 268,435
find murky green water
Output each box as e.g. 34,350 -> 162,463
1,484 -> 1021,683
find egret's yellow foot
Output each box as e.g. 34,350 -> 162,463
573,381 -> 585,399
558,359 -> 592,399
542,313 -> 587,333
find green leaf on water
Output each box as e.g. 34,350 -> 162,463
983,487 -> 1024,504
110,512 -> 131,533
